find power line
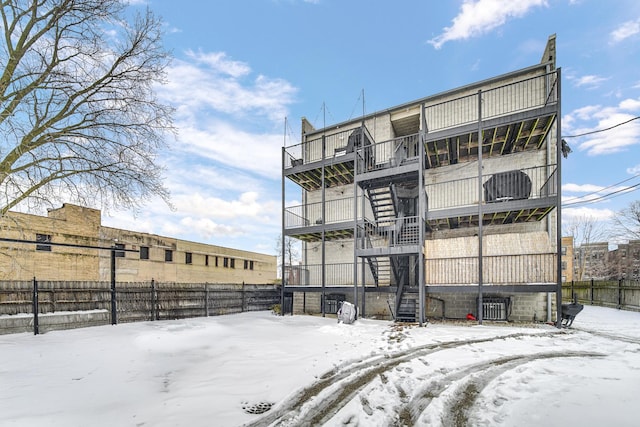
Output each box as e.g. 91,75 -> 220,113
562,173 -> 640,205
562,116 -> 640,138
562,181 -> 640,208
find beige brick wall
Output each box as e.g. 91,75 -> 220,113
0,204 -> 276,284
0,204 -> 101,281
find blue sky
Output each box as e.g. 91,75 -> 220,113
103,0 -> 640,254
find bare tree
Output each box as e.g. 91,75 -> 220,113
612,200 -> 640,241
0,0 -> 175,217
276,234 -> 300,269
564,215 -> 610,280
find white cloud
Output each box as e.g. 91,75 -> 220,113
562,183 -> 604,193
627,164 -> 640,174
176,120 -> 283,178
173,192 -> 277,222
569,74 -> 609,89
159,51 -> 297,123
427,0 -> 548,49
99,50 -> 298,251
610,18 -> 640,44
619,98 -> 640,110
185,50 -> 251,78
179,217 -> 244,238
563,98 -> 640,156
563,206 -> 616,221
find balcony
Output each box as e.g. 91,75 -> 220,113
355,133 -> 421,186
284,127 -> 373,191
425,253 -> 558,285
284,262 -> 376,288
425,165 -> 557,230
284,197 -> 363,241
357,215 -> 422,256
423,71 -> 558,168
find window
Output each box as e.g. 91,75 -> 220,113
205,255 -> 209,266
140,246 -> 149,260
562,261 -> 567,270
185,252 -> 192,264
250,260 -> 254,270
223,257 -> 229,268
165,249 -> 173,262
215,256 -> 219,267
36,234 -> 52,251
561,246 -> 567,255
562,275 -> 567,282
244,260 -> 254,270
114,243 -> 125,258
230,258 -> 235,269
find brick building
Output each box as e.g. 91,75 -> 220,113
613,240 -> 640,280
599,240 -> 640,281
0,203 -> 277,284
561,236 -> 574,283
573,242 -> 609,281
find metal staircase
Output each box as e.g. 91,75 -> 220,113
365,255 -> 391,286
367,185 -> 397,225
396,291 -> 418,322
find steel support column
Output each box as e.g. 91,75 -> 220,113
555,68 -> 563,328
477,90 -> 484,325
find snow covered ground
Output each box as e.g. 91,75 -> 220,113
1,305 -> 639,427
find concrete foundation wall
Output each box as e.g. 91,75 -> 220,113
291,289 -> 556,324
427,292 -> 555,322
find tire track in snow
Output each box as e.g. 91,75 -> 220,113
570,328 -> 640,345
399,350 -> 605,427
241,330 -> 555,427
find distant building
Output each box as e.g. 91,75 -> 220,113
609,240 -> 640,280
0,203 -> 277,283
561,236 -> 574,283
573,242 -> 609,281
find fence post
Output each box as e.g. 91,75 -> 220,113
204,283 -> 209,317
590,279 -> 594,305
571,280 -> 574,301
618,279 -> 623,309
32,277 -> 39,335
242,282 -> 246,312
110,248 -> 117,325
151,279 -> 156,321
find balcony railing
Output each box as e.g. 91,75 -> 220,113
284,262 -> 375,287
284,126 -> 371,169
355,133 -> 420,174
285,197 -> 363,229
425,253 -> 557,285
358,216 -> 422,249
424,70 -> 558,132
424,164 -> 557,211
284,71 -> 558,171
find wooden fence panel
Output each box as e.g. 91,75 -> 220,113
562,280 -> 640,312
